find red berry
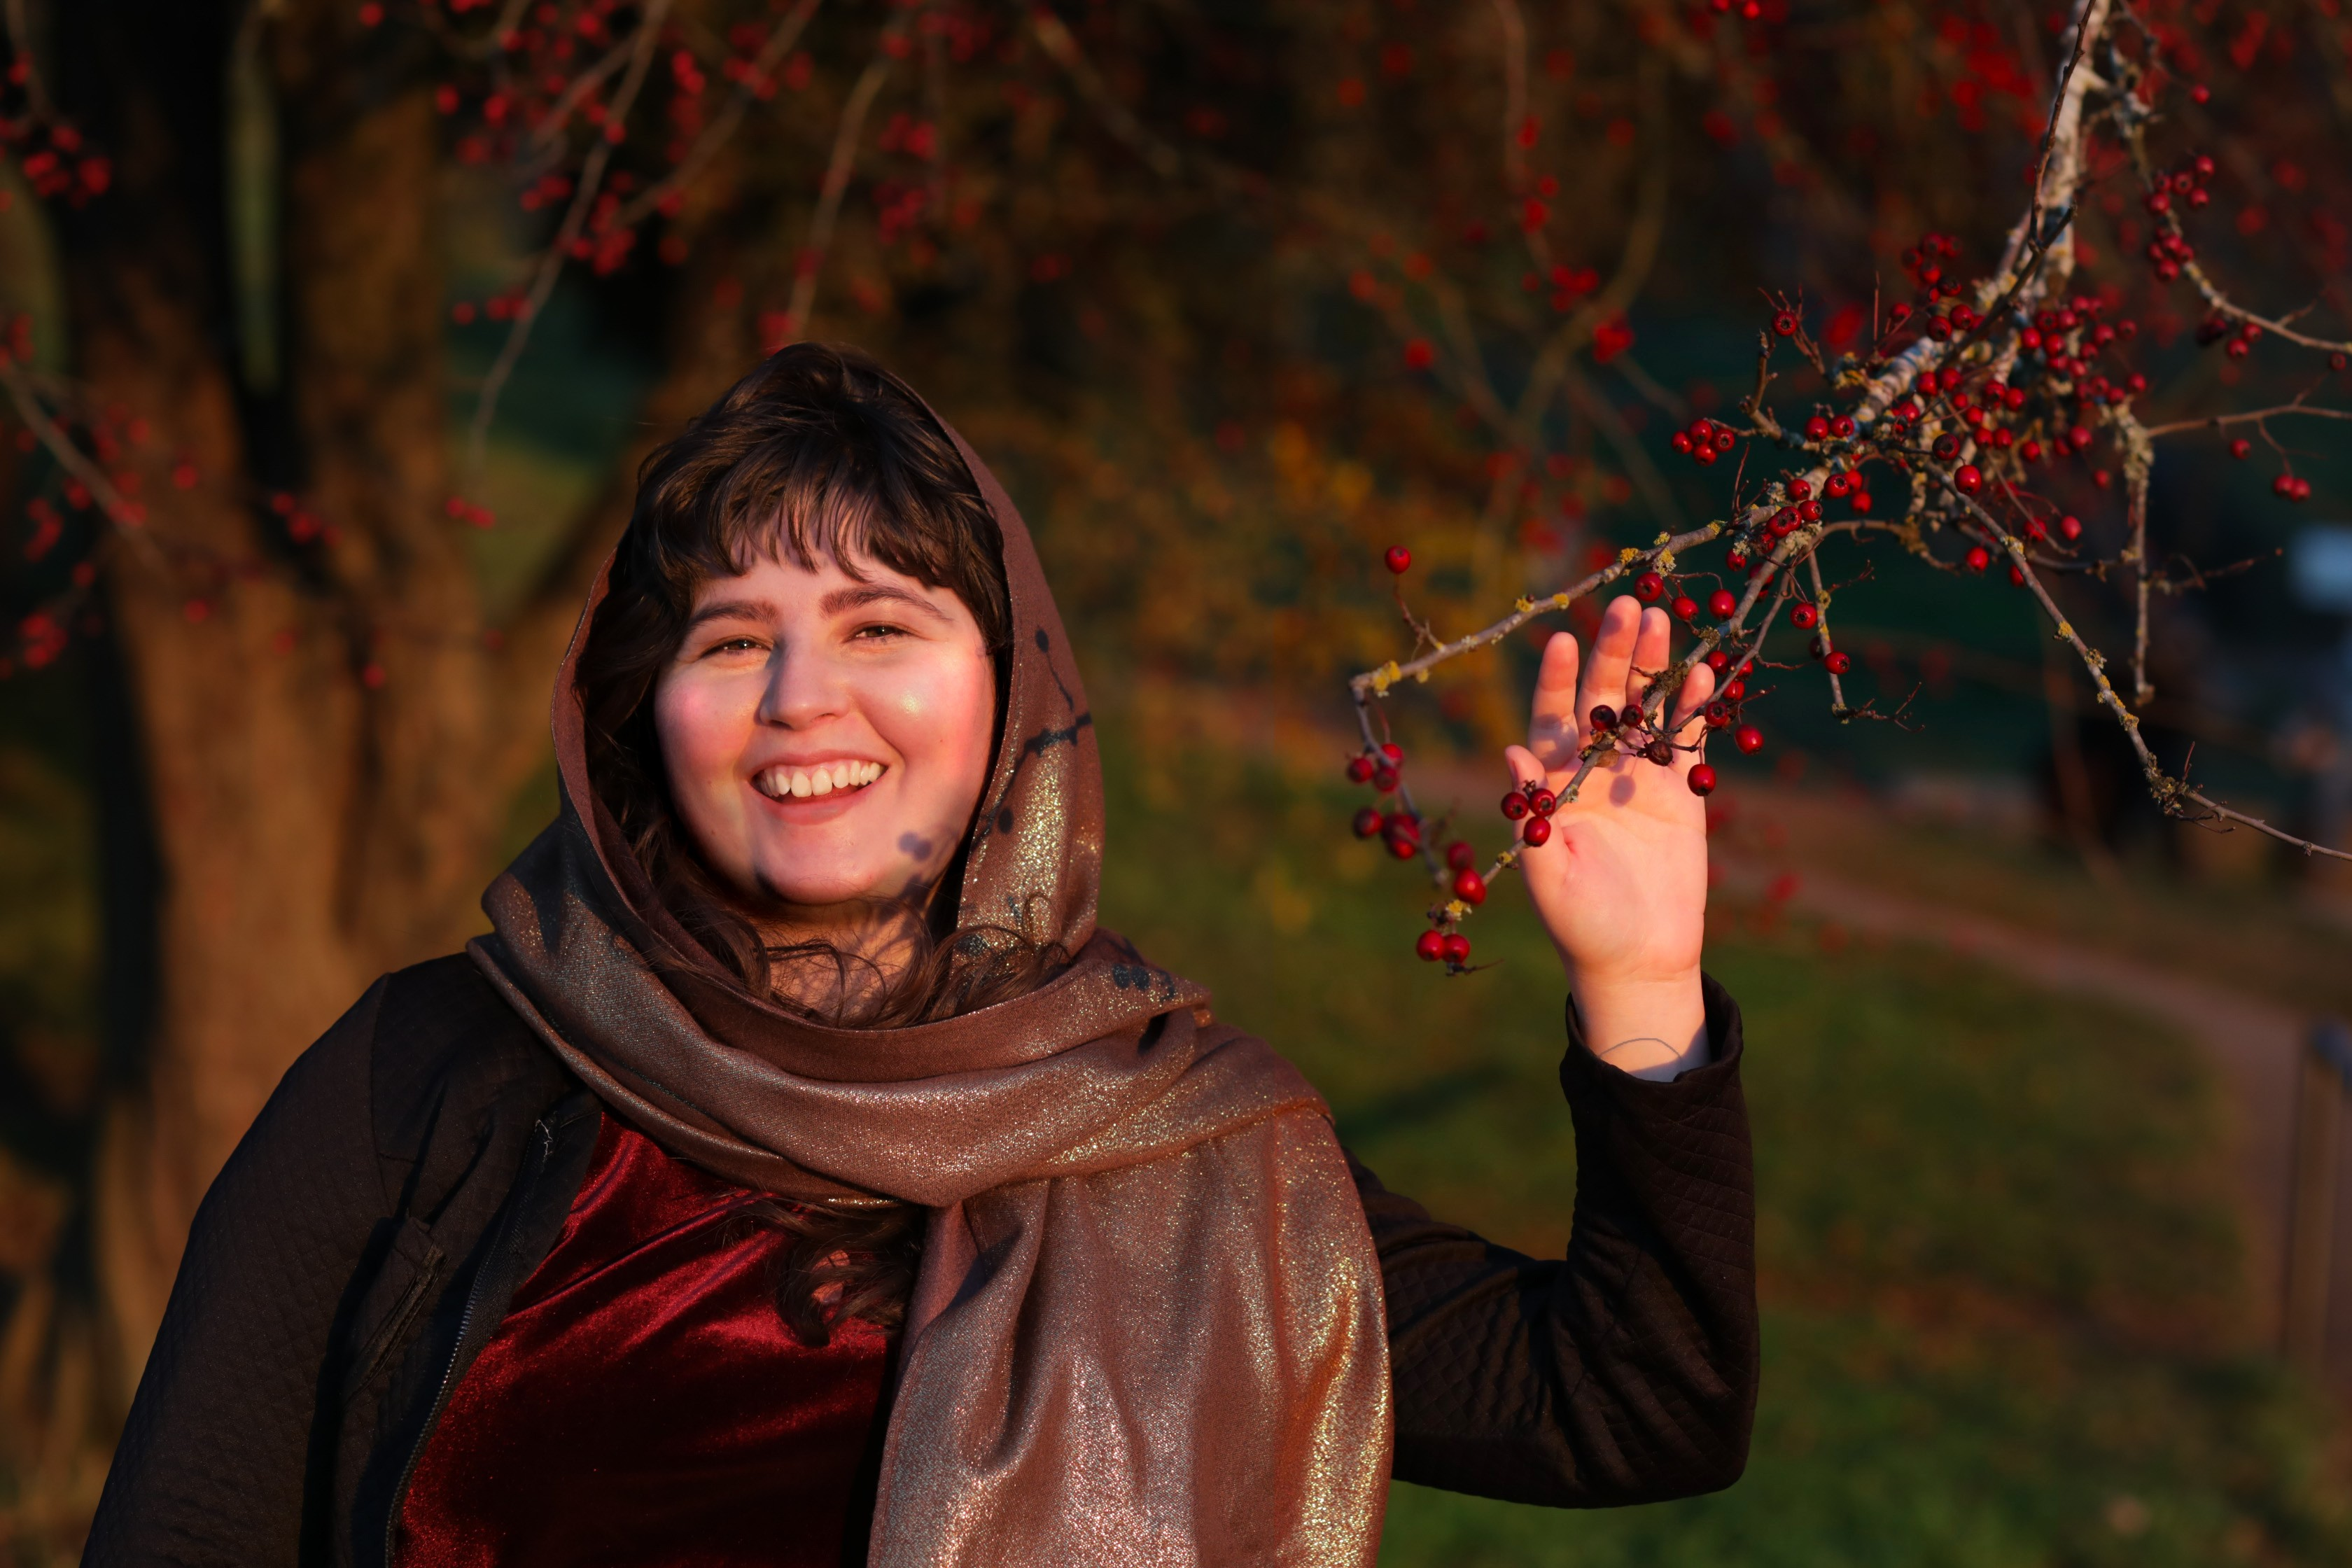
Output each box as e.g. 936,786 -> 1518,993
1723,678 -> 1746,701
1705,650 -> 1731,673
1386,834 -> 1419,860
1965,544 -> 1992,572
1446,840 -> 1476,872
1787,478 -> 1812,501
1672,431 -> 1693,454
2008,564 -> 2027,585
2273,472 -> 2299,498
1527,788 -> 1558,817
1589,704 -> 1618,730
1823,650 -> 1852,674
1385,545 -> 1413,573
1790,603 -> 1819,629
1502,791 -> 1530,820
1346,756 -> 1375,783
1954,464 -> 1983,495
1380,742 -> 1405,764
1373,766 -> 1400,792
1734,724 -> 1764,755
1687,763 -> 1718,797
1520,815 -> 1552,847
1772,312 -> 1798,337
1634,570 -> 1664,601
1805,416 -> 1831,441
1453,869 -> 1488,904
1707,588 -> 1737,619
2058,514 -> 2082,541
1441,932 -> 1471,965
1833,416 -> 1856,438
1671,595 -> 1699,621
1353,807 -> 1385,838
1416,930 -> 1445,962
2230,438 -> 2252,460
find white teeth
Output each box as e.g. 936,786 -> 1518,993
757,762 -> 884,800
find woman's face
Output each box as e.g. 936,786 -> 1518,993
652,546 -> 997,923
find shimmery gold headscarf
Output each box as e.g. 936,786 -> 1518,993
469,383 -> 1391,1567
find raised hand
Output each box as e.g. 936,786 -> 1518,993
1503,596 -> 1714,1078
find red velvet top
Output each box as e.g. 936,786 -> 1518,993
395,1115 -> 895,1568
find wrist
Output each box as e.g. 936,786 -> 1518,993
1570,968 -> 1708,1082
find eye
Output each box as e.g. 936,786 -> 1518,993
848,621 -> 912,642
696,634 -> 766,658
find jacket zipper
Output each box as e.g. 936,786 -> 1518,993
381,1114 -> 554,1567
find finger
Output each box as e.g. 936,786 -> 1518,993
1623,606 -> 1673,718
1527,632 -> 1583,770
1576,596 -> 1642,727
1669,659 -> 1717,740
1667,660 -> 1716,772
1503,743 -> 1546,790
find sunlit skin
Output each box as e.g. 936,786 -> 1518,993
652,546 -> 997,1003
1506,595 -> 1716,1080
658,554 -> 1709,1072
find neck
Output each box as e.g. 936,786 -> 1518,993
748,890 -> 939,1019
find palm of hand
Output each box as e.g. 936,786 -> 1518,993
1506,598 -> 1715,988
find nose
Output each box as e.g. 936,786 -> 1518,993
755,642 -> 848,729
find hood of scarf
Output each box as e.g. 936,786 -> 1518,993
468,386 -> 1391,1565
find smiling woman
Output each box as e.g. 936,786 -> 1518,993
84,346 -> 1761,1568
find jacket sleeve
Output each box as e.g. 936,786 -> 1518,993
1354,972 -> 1757,1507
83,979 -> 396,1567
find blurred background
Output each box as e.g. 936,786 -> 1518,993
4,0 -> 2352,1560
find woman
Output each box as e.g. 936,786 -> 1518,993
84,345 -> 1755,1567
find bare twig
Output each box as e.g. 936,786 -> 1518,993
780,23 -> 903,340
464,0 -> 676,483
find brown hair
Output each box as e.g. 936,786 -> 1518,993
578,342 -> 1061,1343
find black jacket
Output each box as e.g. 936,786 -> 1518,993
83,957 -> 1757,1566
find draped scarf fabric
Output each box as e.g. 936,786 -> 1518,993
468,414 -> 1392,1566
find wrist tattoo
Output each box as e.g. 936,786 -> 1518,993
1597,1036 -> 1674,1059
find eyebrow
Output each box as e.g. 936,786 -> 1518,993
817,582 -> 953,623
681,582 -> 953,634
682,597 -> 779,633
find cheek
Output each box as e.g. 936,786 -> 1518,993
652,676 -> 752,801
872,654 -> 996,796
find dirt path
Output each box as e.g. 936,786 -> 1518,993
1712,850 -> 2348,1378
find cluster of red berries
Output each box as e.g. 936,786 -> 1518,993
2197,315 -> 2264,360
1900,232 -> 1964,296
1413,841 -> 1490,967
1499,775 -> 1560,845
1670,419 -> 1737,467
2273,472 -> 2314,502
1348,743 -> 1435,858
2143,157 -> 2217,281
4,111 -> 111,208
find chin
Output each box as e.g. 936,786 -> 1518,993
747,850 -> 907,911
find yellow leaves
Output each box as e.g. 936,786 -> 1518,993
1326,460 -> 1372,513
1371,660 -> 1401,694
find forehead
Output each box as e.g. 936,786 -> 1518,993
693,542 -> 935,603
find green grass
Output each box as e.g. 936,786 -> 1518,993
1096,729 -> 2352,1567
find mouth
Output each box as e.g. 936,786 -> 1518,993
751,759 -> 888,802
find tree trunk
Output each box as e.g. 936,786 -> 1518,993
53,0 -> 764,1399
57,0 -> 533,1394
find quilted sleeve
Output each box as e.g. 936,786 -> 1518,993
83,979 -> 395,1567
1354,972 -> 1757,1507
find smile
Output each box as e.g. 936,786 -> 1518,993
751,760 -> 886,801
